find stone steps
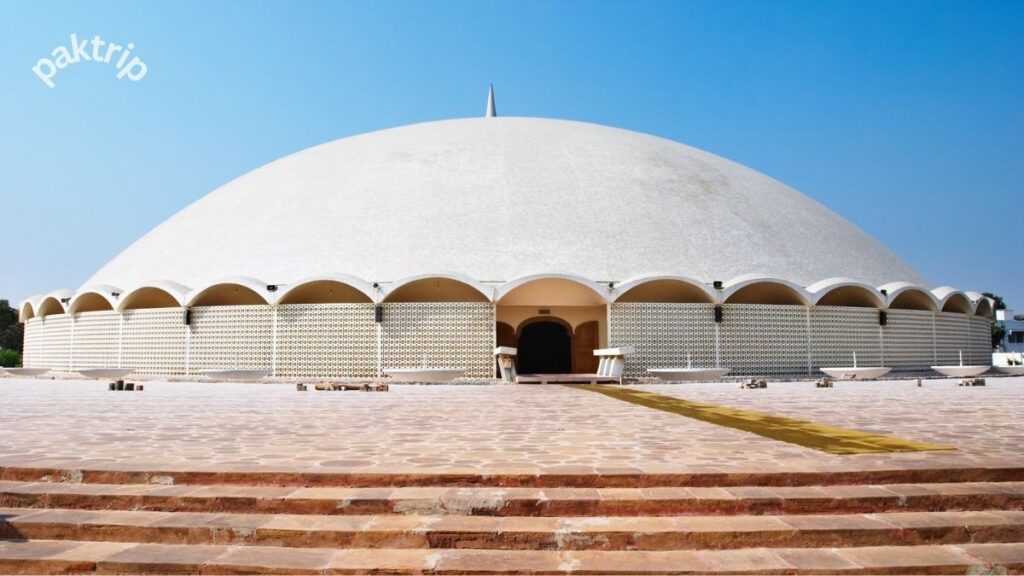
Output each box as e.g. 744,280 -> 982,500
3,465 -> 1023,488
2,480 -> 1023,517
1,466 -> 1023,573
0,539 -> 1021,574
2,507 -> 1023,551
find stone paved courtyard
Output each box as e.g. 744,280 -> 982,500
0,377 -> 1020,476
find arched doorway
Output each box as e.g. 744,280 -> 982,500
518,320 -> 572,374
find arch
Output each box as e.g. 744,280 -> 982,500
37,296 -> 66,318
806,277 -> 884,308
496,274 -> 607,306
119,280 -> 189,311
68,293 -> 114,314
880,282 -> 939,312
383,273 -> 491,303
933,287 -> 973,315
612,275 -> 716,304
722,275 -> 809,306
186,277 -> 270,307
68,285 -> 122,314
18,299 -> 37,323
276,275 -> 375,305
973,298 -> 994,319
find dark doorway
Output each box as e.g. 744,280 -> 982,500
518,321 -> 572,374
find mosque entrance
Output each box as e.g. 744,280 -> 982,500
517,320 -> 572,374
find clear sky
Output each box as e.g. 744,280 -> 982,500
1,0 -> 1021,307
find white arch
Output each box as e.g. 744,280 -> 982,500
68,285 -> 123,314
36,289 -> 74,317
965,290 -> 985,302
721,274 -> 810,306
611,274 -> 717,303
275,274 -> 376,304
18,296 -> 41,323
972,296 -> 995,319
962,291 -> 997,318
932,286 -> 973,315
495,273 -> 608,305
382,272 -> 493,303
879,282 -> 940,312
118,280 -> 190,311
185,276 -> 272,307
806,277 -> 884,308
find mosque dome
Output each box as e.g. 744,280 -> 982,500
84,116 -> 927,290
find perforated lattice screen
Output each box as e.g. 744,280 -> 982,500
883,309 -> 935,371
22,318 -> 40,368
609,303 -> 717,378
276,304 -> 377,377
188,305 -> 272,374
32,315 -> 72,371
809,306 -> 882,370
381,302 -> 494,378
70,311 -> 119,369
121,308 -> 187,376
935,312 -> 971,366
969,315 -> 994,365
20,302 -> 988,378
719,304 -> 809,375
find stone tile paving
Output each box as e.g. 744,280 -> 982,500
0,377 -> 1019,475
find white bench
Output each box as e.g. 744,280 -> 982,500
593,346 -> 634,381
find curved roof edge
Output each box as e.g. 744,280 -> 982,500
185,276 -> 274,306
68,284 -> 123,314
381,272 -> 494,302
117,280 -> 191,310
495,273 -> 609,304
278,274 -> 378,304
932,286 -> 974,314
879,281 -> 940,311
21,273 -> 993,315
611,274 -> 718,303
721,274 -> 811,306
805,277 -> 885,308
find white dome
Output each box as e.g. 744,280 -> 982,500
84,117 -> 927,290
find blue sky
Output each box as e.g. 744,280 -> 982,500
1,0 -> 1021,307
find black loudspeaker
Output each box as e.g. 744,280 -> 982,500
183,308 -> 192,325
714,305 -> 724,323
713,280 -> 723,290
374,305 -> 383,323
879,310 -> 888,326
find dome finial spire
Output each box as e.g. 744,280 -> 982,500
486,84 -> 497,118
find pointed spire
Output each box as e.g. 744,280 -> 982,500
486,84 -> 497,118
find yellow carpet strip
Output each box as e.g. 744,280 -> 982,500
572,385 -> 953,454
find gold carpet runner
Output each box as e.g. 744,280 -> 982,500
573,385 -> 953,454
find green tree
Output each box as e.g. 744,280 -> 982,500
0,299 -> 22,353
982,292 -> 1007,311
982,292 -> 1007,349
0,349 -> 20,368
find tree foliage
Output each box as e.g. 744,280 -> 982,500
0,349 -> 20,368
982,292 -> 1006,311
0,300 -> 22,353
982,292 -> 1008,349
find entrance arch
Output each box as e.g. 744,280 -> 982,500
495,274 -> 609,374
517,318 -> 573,374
